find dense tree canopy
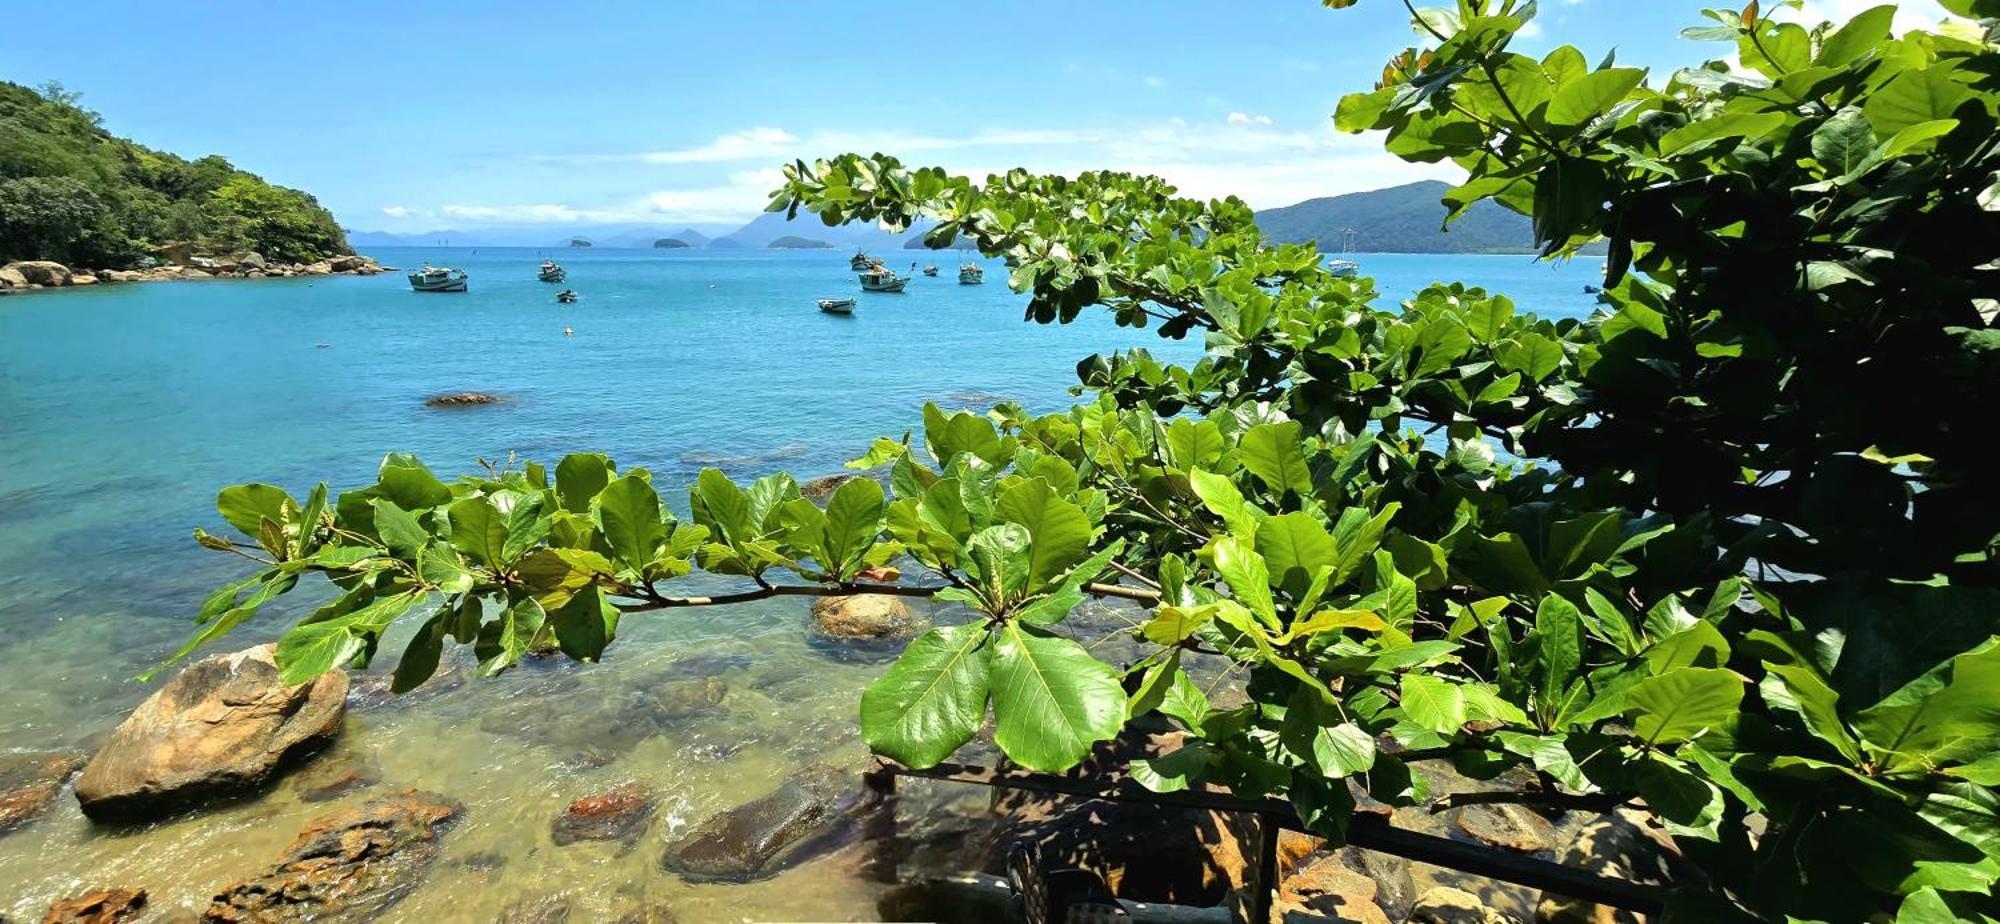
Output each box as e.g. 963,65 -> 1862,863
176,2 -> 1998,921
0,81 -> 349,266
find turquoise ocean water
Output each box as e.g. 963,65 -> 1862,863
0,246 -> 1603,918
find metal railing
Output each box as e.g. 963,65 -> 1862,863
863,757 -> 1663,923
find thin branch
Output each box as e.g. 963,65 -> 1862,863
612,580 -> 1157,614
1426,789 -> 1633,814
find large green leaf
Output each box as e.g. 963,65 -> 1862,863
1625,667 -> 1743,745
595,473 -> 664,572
963,523 -> 1032,609
1546,67 -> 1645,127
478,597 -> 546,676
1854,639 -> 2000,776
988,624 -> 1125,772
994,478 -> 1090,590
217,484 -> 295,541
375,454 -> 452,511
554,453 -> 613,513
1865,67 -> 1970,136
1400,673 -> 1467,735
860,623 -> 993,768
1255,511 -> 1336,598
1237,421 -> 1313,497
1211,534 -> 1278,629
822,476 -> 887,576
447,497 -> 509,568
372,498 -> 429,559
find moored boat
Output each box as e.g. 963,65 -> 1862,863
849,251 -> 876,271
923,264 -> 939,277
818,297 -> 856,314
860,267 -> 909,293
408,264 -> 468,293
538,261 -> 566,283
1327,259 -> 1359,278
556,290 -> 578,303
958,263 -> 984,285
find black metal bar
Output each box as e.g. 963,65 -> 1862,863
1252,817 -> 1280,924
873,758 -> 1664,918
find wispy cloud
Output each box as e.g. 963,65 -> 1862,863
379,205 -> 417,218
1227,112 -> 1275,126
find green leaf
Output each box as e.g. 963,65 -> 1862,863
1816,5 -> 1895,68
274,620 -> 369,686
554,453 -> 613,513
1533,593 -> 1583,701
1212,535 -> 1278,629
1854,638 -> 2000,776
821,476 -> 886,577
1625,667 -> 1743,745
596,473 -> 665,573
1237,421 -> 1313,497
447,497 -> 509,568
1190,469 -> 1261,537
391,611 -> 447,693
1865,67 -> 1970,137
1546,68 -> 1646,128
550,583 -> 615,661
1316,723 -> 1379,778
989,624 -> 1125,772
1761,663 -> 1862,764
861,623 -> 993,768
1255,511 -> 1337,598
996,478 -> 1091,590
1812,107 -> 1875,176
478,597 -> 546,676
376,454 -> 452,511
217,484 -> 295,540
1658,112 -> 1785,155
963,523 -> 1033,610
372,498 -> 429,559
1400,673 -> 1468,736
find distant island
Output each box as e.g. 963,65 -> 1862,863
654,238 -> 692,249
767,235 -> 832,250
1253,179 -> 1601,255
566,238 -> 593,248
0,81 -> 351,271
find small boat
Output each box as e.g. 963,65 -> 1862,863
538,261 -> 566,283
1327,259 -> 1360,278
408,264 -> 468,293
849,251 -> 876,271
859,267 -> 909,293
556,290 -> 578,304
923,264 -> 939,277
958,263 -> 984,285
818,297 -> 856,314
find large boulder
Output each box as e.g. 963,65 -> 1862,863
0,750 -> 85,834
0,264 -> 27,288
3,261 -> 71,286
809,595 -> 926,642
201,789 -> 463,922
660,765 -> 878,882
39,888 -> 146,924
75,645 -> 348,822
327,254 -> 371,273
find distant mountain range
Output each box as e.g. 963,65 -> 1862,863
346,180 -> 1567,255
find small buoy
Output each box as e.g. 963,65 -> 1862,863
563,326 -> 574,337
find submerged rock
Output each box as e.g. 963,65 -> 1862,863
201,789 -> 463,922
478,677 -> 730,763
660,766 -> 877,883
75,644 -> 348,822
0,750 -> 86,834
292,750 -> 382,802
497,893 -> 574,924
40,887 -> 147,924
809,595 -> 926,642
798,474 -> 858,503
423,392 -> 502,408
551,783 -> 655,847
1411,886 -> 1511,924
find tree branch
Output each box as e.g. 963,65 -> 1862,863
612,580 -> 1158,613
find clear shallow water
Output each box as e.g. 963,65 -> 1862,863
0,246 -> 1603,920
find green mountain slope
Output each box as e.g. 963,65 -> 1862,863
0,81 -> 350,267
1254,180 -> 1539,254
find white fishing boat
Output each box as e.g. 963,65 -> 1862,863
408,264 -> 468,293
958,263 -> 984,285
859,267 -> 909,293
818,297 -> 856,314
538,261 -> 566,283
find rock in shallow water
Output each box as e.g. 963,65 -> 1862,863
75,645 -> 347,822
809,595 -> 927,642
423,392 -> 502,408
291,750 -> 383,802
0,750 -> 86,834
39,887 -> 146,924
200,789 -> 463,922
659,766 -> 877,883
551,783 -> 655,847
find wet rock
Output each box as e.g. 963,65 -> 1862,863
40,888 -> 146,924
1279,854 -> 1389,924
75,644 -> 348,822
424,391 -> 502,408
1455,803 -> 1556,854
0,750 -> 86,834
292,750 -> 382,802
809,595 -> 926,642
497,893 -> 573,924
1277,830 -> 1323,877
551,783 -> 655,847
69,272 -> 97,286
182,268 -> 214,280
1411,886 -> 1512,923
1535,810 -> 1682,924
0,264 -> 27,287
2,261 -> 71,286
200,789 -> 463,922
660,765 -> 877,882
1339,846 -> 1417,920
799,474 -> 858,502
479,678 -> 729,762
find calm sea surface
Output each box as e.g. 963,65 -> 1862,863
0,246 -> 1602,919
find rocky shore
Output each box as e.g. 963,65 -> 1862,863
0,251 -> 388,295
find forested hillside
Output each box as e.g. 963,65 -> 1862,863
1255,179 -> 1540,253
0,81 -> 350,267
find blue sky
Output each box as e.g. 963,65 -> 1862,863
0,0 -> 1952,232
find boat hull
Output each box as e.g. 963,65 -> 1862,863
538,271 -> 565,283
818,298 -> 856,314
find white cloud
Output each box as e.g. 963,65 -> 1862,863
637,126 -> 800,164
379,205 -> 417,218
1227,112 -> 1275,126
1772,0 -> 1954,32
1143,75 -> 1166,87
1517,19 -> 1545,39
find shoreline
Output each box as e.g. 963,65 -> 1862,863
0,253 -> 391,295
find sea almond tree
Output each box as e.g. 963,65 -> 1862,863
175,3 -> 1999,920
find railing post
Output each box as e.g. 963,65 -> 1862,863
1252,814 -> 1281,924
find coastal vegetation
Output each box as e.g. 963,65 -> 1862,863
1256,179 -> 1561,253
0,80 -> 349,267
653,238 -> 693,248
767,235 -> 834,249
172,2 -> 1998,921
